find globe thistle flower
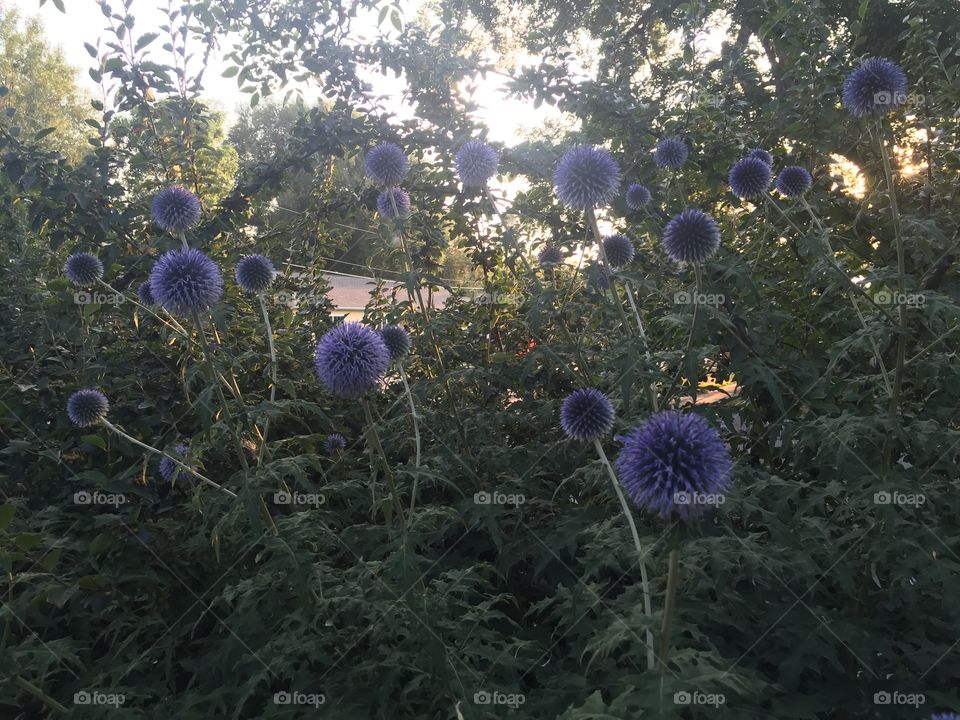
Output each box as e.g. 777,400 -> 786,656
137,280 -> 156,306
654,136 -> 688,169
364,142 -> 409,186
64,252 -> 104,286
842,57 -> 908,118
149,248 -> 224,314
235,254 -> 275,293
728,157 -> 772,199
159,443 -> 195,483
747,148 -> 774,166
553,145 -> 621,211
560,388 -> 614,442
151,186 -> 201,232
377,187 -> 411,219
66,388 -> 109,428
379,324 -> 411,362
314,322 -> 390,398
324,433 -> 346,455
775,166 -> 813,198
455,140 -> 499,187
587,262 -> 609,290
625,183 -> 651,210
602,234 -> 635,268
662,209 -> 721,263
538,245 -> 564,268
615,411 -> 732,521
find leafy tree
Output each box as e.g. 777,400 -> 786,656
0,3 -> 90,162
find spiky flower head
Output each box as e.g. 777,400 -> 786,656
615,411 -> 732,521
149,248 -> 223,315
560,388 -> 614,442
455,140 -> 499,187
729,157 -> 772,199
324,433 -> 346,454
377,187 -> 411,219
775,166 -> 813,198
314,322 -> 390,398
379,324 -> 411,362
662,209 -> 721,263
137,280 -> 156,306
553,145 -> 621,211
602,234 -> 635,268
747,148 -> 774,166
842,57 -> 908,118
159,443 -> 195,483
587,261 -> 609,290
67,388 -> 109,428
151,186 -> 201,232
654,136 -> 688,169
235,254 -> 275,293
625,183 -> 651,210
364,142 -> 409,186
64,252 -> 104,286
538,245 -> 564,268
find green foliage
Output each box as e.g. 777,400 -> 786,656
1,0 -> 959,718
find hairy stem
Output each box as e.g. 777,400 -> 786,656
362,396 -> 407,530
256,293 -> 278,465
399,362 -> 423,516
659,548 -> 680,669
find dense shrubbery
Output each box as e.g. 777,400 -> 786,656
1,0 -> 959,718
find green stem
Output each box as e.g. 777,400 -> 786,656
659,548 -> 680,670
484,186 -> 533,274
13,676 -> 68,715
586,208 -> 633,336
256,293 -> 278,465
593,438 -> 655,670
101,420 -> 236,497
97,279 -> 187,336
876,121 -> 908,473
398,362 -> 423,516
177,229 -> 189,250
622,279 -> 659,413
362,396 -> 407,529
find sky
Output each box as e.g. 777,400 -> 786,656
9,0 -> 565,146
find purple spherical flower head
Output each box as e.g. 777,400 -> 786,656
379,324 -> 411,362
314,322 -> 390,398
151,186 -> 201,232
560,388 -> 614,442
602,234 -> 635,268
364,142 -> 409,186
588,262 -> 609,290
538,245 -> 564,268
654,136 -> 688,169
554,145 -> 621,211
159,443 -> 195,483
235,254 -> 275,293
625,183 -> 651,210
615,411 -> 732,521
150,248 -> 223,315
64,252 -> 104,286
662,209 -> 721,263
729,157 -> 772,199
455,140 -> 499,187
377,187 -> 411,219
137,280 -> 156,305
324,433 -> 346,454
747,148 -> 774,166
67,388 -> 109,428
775,166 -> 813,198
842,57 -> 908,118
